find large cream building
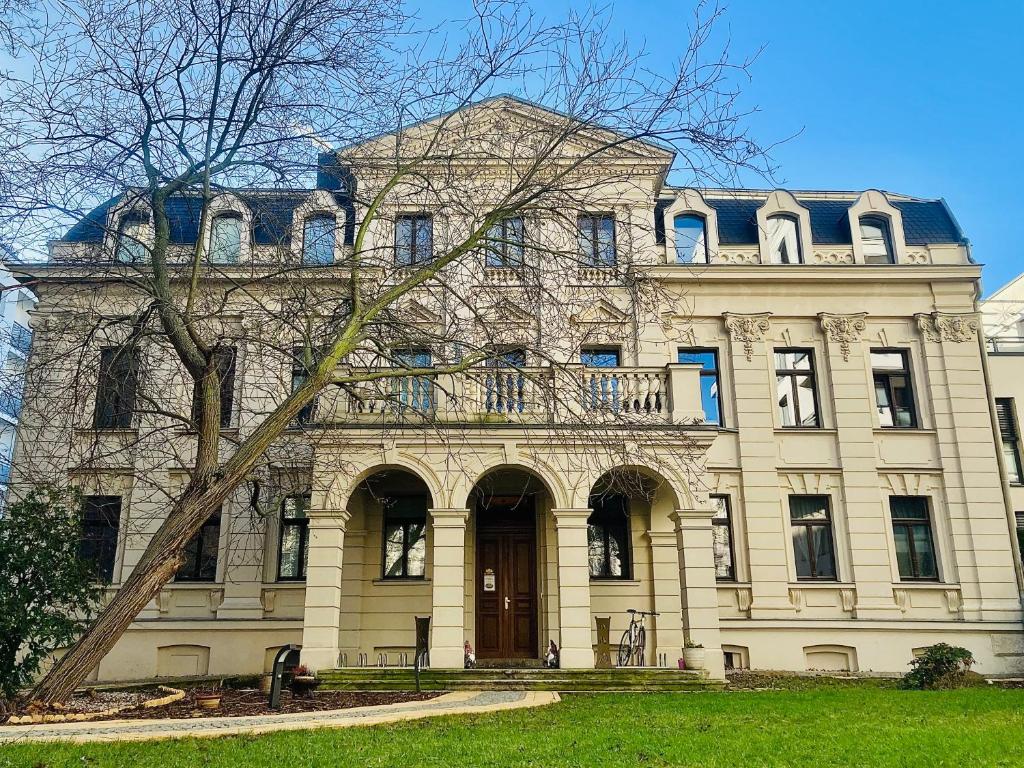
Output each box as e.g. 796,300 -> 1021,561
15,99 -> 1024,682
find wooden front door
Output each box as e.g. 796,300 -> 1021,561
475,498 -> 538,660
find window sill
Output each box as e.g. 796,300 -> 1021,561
787,581 -> 854,589
372,578 -> 430,586
77,427 -> 139,435
893,581 -> 954,589
169,581 -> 220,588
774,427 -> 836,434
589,578 -> 641,586
872,427 -> 934,434
263,582 -> 305,589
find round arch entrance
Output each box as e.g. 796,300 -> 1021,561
467,467 -> 552,663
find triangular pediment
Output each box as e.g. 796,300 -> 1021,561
339,95 -> 674,167
571,298 -> 629,325
397,298 -> 442,326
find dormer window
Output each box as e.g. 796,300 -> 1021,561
673,214 -> 708,264
115,211 -> 149,264
303,214 -> 336,265
766,215 -> 802,264
210,214 -> 242,264
860,216 -> 895,264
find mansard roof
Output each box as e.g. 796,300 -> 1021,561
655,192 -> 964,246
63,187 -> 354,245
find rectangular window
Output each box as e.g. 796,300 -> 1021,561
291,347 -> 317,425
580,347 -> 621,367
277,493 -> 310,581
775,349 -> 820,428
382,496 -> 427,579
396,214 -> 433,266
711,494 -> 735,581
587,494 -> 631,579
996,398 -> 1023,484
94,346 -> 139,429
872,349 -> 917,428
81,495 -> 120,582
393,348 -> 433,412
789,495 -> 837,580
191,347 -> 236,429
679,348 -> 722,426
1017,512 -> 1024,567
578,214 -> 616,267
889,496 -> 939,581
175,508 -> 222,582
485,217 -> 525,268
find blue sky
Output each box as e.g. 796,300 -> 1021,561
420,0 -> 1022,295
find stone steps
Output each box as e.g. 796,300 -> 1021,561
318,667 -> 722,692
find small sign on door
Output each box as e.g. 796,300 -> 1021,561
483,568 -> 496,592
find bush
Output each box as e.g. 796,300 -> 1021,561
0,486 -> 104,712
900,643 -> 976,690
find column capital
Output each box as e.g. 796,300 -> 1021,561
307,507 -> 352,528
645,530 -> 678,545
670,508 -> 716,529
551,508 -> 592,528
428,507 -> 470,527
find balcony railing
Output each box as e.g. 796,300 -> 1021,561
315,363 -> 705,427
987,336 -> 1024,354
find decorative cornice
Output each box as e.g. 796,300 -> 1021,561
818,312 -> 867,362
915,312 -> 979,344
723,312 -> 771,362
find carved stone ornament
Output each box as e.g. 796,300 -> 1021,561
818,313 -> 867,362
723,312 -> 771,362
916,312 -> 979,343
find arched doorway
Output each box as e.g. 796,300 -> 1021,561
468,468 -> 551,662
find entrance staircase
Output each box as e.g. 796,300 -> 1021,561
318,667 -> 722,692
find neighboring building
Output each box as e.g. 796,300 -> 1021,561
981,276 -> 1024,575
12,99 -> 1024,681
0,247 -> 35,507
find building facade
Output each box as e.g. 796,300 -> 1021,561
982,276 -> 1024,575
14,100 -> 1024,681
0,250 -> 35,506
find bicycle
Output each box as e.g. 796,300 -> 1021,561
617,608 -> 659,667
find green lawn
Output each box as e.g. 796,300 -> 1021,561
5,685 -> 1023,768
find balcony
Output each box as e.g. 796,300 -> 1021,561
313,363 -> 706,428
987,336 -> 1024,354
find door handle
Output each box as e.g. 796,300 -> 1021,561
504,596 -> 510,611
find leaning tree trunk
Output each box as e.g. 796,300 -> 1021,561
30,496 -> 214,704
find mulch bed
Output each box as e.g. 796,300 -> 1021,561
9,689 -> 440,725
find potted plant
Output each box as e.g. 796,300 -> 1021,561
682,640 -> 705,671
194,688 -> 222,709
289,664 -> 321,697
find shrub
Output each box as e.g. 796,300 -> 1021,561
900,643 -> 976,690
0,486 -> 104,712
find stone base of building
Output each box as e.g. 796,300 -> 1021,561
73,621 -> 1024,684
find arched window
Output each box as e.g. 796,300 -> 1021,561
766,215 -> 802,264
859,215 -> 894,264
209,214 -> 242,264
587,494 -> 631,579
302,214 -> 336,265
115,211 -> 149,263
674,214 -> 708,264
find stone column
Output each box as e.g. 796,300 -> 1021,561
552,508 -> 595,669
672,508 -> 725,679
300,508 -> 351,671
428,508 -> 470,668
645,531 -> 685,665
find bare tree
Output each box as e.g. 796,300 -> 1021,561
0,0 -> 772,703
